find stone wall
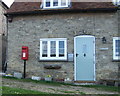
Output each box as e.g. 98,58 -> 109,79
7,12 -> 118,81
118,10 -> 120,37
0,2 -> 7,72
0,2 -> 2,34
0,35 -> 2,71
0,2 -> 7,35
0,2 -> 2,71
2,35 -> 7,72
117,9 -> 120,79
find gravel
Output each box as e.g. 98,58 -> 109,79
2,78 -> 119,95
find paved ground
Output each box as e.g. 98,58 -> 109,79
2,78 -> 119,94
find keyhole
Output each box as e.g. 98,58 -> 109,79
84,53 -> 86,57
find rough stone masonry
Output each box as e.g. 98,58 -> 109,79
7,12 -> 119,81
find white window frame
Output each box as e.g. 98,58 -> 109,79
43,0 -> 69,9
113,37 -> 120,60
40,38 -> 67,61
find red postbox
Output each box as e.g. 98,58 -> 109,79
21,46 -> 29,60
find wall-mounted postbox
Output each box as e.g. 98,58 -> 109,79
21,46 -> 29,60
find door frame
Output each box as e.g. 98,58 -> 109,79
74,35 -> 96,81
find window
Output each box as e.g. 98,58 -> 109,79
113,37 -> 120,60
43,0 -> 69,9
40,38 -> 67,60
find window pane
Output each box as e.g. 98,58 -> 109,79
42,41 -> 47,57
50,41 -> 56,57
59,41 -> 64,48
115,40 -> 120,56
46,0 -> 50,7
59,49 -> 64,57
61,0 -> 66,6
59,41 -> 64,57
53,0 -> 58,6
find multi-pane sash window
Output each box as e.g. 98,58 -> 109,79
40,38 -> 67,60
43,0 -> 69,9
113,37 -> 120,60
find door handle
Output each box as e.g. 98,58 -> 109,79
76,53 -> 79,57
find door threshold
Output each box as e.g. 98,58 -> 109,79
74,81 -> 96,83
74,81 -> 96,85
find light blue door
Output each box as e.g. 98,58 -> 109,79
74,35 -> 95,81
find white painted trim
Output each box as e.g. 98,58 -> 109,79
56,41 -> 59,57
51,0 -> 53,7
74,37 -> 77,81
93,37 -> 96,81
74,35 -> 96,81
64,39 -> 67,60
58,0 -> 61,6
40,38 -> 67,60
113,37 -> 120,60
48,41 -> 50,57
42,0 -> 69,9
112,0 -> 120,6
40,38 -> 67,41
75,35 -> 95,38
40,40 -> 42,60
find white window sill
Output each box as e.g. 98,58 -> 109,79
40,58 -> 67,60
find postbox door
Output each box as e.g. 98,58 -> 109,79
21,46 -> 29,60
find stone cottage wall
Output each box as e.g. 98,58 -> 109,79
0,35 -> 2,71
117,9 -> 120,79
7,12 -> 118,81
0,2 -> 7,72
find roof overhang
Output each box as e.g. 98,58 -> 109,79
6,7 -> 118,16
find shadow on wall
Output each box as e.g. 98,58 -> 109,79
2,34 -> 7,72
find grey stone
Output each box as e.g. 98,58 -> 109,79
13,72 -> 23,79
7,12 -> 119,81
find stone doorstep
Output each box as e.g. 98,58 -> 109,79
74,83 -> 96,85
74,81 -> 96,85
74,81 -> 96,83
